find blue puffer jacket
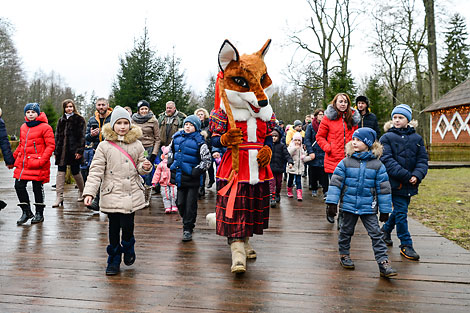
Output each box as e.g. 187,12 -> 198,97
379,121 -> 428,197
326,142 -> 392,215
304,123 -> 325,167
170,130 -> 205,188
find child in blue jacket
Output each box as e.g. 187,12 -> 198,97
326,127 -> 397,278
380,104 -> 428,261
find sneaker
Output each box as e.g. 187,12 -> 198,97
379,260 -> 397,278
171,206 -> 178,213
165,208 -> 171,214
312,190 -> 318,197
340,255 -> 355,269
381,227 -> 393,246
400,246 -> 420,260
182,230 -> 192,242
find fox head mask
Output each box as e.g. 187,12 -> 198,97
217,39 -> 273,119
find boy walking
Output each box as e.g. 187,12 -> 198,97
169,115 -> 211,242
326,127 -> 397,278
380,104 -> 428,260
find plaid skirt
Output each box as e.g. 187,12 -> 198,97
216,180 -> 270,238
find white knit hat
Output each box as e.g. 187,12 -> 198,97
110,106 -> 132,129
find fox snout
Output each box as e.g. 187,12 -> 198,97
258,99 -> 268,107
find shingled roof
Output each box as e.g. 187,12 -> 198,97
423,78 -> 470,112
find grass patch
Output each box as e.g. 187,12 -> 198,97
410,168 -> 470,250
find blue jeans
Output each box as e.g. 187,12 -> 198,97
143,146 -> 154,186
383,194 -> 412,247
287,174 -> 302,189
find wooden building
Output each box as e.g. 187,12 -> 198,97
423,79 -> 470,160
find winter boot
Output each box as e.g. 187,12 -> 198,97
31,203 -> 45,224
296,189 -> 303,201
0,200 -> 7,211
73,173 -> 85,202
106,244 -> 122,275
244,237 -> 257,259
287,187 -> 294,198
381,226 -> 393,246
275,193 -> 280,203
144,186 -> 152,207
17,203 -> 34,225
340,255 -> 355,269
121,237 -> 136,266
230,240 -> 246,273
270,193 -> 276,208
379,259 -> 397,278
53,171 -> 66,207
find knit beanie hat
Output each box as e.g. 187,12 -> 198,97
24,103 -> 41,115
183,115 -> 201,132
294,120 -> 302,127
137,100 -> 150,109
110,106 -> 132,129
352,127 -> 377,148
391,104 -> 412,122
293,132 -> 303,141
355,95 -> 369,106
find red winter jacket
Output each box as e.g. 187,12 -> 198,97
13,112 -> 55,183
316,105 -> 360,173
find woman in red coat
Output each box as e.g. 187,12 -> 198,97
13,103 -> 55,225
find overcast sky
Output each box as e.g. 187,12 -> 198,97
3,0 -> 470,99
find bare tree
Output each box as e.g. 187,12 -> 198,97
423,0 -> 439,103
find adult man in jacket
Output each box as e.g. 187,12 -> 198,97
157,101 -> 187,148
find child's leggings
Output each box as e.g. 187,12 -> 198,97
108,212 -> 135,247
15,179 -> 44,204
161,185 -> 177,209
287,174 -> 302,189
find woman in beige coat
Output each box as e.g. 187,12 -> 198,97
83,106 -> 153,276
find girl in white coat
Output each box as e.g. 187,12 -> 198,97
83,106 -> 153,276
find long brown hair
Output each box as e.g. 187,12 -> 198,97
331,93 -> 354,129
62,99 -> 79,115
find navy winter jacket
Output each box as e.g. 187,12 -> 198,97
0,117 -> 14,165
270,141 -> 293,174
326,142 -> 392,215
304,123 -> 325,167
170,130 -> 205,188
379,121 -> 428,197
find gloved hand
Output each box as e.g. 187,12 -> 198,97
257,145 -> 272,168
220,128 -> 243,147
326,203 -> 337,217
149,154 -> 157,164
379,213 -> 389,223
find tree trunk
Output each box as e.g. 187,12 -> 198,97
423,0 -> 438,103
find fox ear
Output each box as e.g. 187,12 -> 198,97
218,40 -> 239,72
257,39 -> 272,59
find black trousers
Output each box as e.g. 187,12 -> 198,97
308,165 -> 329,192
107,212 -> 135,247
177,186 -> 199,232
15,179 -> 44,204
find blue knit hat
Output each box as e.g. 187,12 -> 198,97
24,103 -> 40,115
391,104 -> 412,122
183,115 -> 201,132
352,127 -> 377,148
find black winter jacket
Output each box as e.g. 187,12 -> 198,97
358,108 -> 381,137
379,121 -> 428,197
270,141 -> 293,174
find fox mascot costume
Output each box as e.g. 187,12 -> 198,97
209,39 -> 276,273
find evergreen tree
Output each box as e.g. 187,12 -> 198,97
42,99 -> 59,132
201,74 -> 216,112
364,76 -> 392,127
158,51 -> 192,115
440,13 -> 470,94
112,26 -> 165,113
326,70 -> 356,105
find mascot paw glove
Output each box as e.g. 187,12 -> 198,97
220,128 -> 243,147
257,145 -> 272,168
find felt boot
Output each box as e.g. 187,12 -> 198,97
106,244 -> 122,275
287,187 -> 294,198
230,240 -> 246,273
121,237 -> 136,266
31,203 -> 45,224
244,237 -> 257,259
53,171 -> 65,207
17,203 -> 34,225
73,173 -> 85,202
297,189 -> 303,201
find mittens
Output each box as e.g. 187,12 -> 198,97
220,128 -> 243,147
326,203 -> 337,217
257,145 -> 272,168
379,213 -> 389,223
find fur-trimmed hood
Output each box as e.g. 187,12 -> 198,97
101,122 -> 143,144
345,140 -> 383,159
325,104 -> 361,126
383,119 -> 418,132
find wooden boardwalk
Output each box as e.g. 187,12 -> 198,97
0,165 -> 469,312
